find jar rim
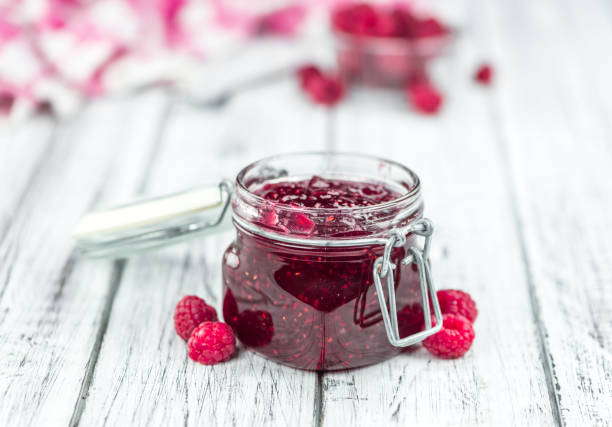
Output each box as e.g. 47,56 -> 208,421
232,151 -> 424,243
235,151 -> 422,215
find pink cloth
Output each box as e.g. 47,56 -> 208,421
0,0 -> 311,117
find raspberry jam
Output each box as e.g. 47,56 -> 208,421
222,154 -> 426,371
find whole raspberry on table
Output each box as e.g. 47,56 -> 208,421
474,63 -> 493,85
406,81 -> 443,114
174,295 -> 218,341
437,289 -> 478,323
297,65 -> 322,89
423,314 -> 475,359
296,64 -> 346,107
188,321 -> 236,365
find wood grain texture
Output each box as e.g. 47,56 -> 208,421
320,59 -> 556,427
0,117 -> 55,238
78,79 -> 328,427
485,0 -> 612,424
0,91 -> 169,426
1,0 -> 612,424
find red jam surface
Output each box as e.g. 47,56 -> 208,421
223,176 -> 424,371
255,176 -> 400,208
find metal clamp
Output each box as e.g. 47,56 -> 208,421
372,218 -> 443,347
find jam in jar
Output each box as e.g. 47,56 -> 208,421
222,153 -> 433,371
72,152 -> 440,371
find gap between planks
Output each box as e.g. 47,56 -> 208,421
68,96 -> 174,426
313,109 -> 337,427
473,1 -> 562,422
0,120 -> 57,306
487,95 -> 563,427
69,260 -> 126,427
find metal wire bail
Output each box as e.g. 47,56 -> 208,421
372,218 -> 443,347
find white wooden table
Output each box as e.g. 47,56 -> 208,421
2,0 -> 612,425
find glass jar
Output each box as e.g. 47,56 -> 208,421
222,153 -> 441,370
334,30 -> 451,87
72,152 -> 442,371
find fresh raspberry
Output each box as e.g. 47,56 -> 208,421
474,63 -> 493,85
297,65 -> 346,107
410,17 -> 448,38
307,74 -> 346,107
334,3 -> 378,36
296,65 -> 322,89
437,289 -> 478,323
188,321 -> 236,365
375,12 -> 403,37
423,314 -> 475,359
406,81 -> 443,114
174,295 -> 218,341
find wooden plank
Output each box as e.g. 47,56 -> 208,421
320,2 -> 557,424
0,90 -> 169,426
0,117 -> 55,237
79,78 -> 328,426
485,0 -> 612,424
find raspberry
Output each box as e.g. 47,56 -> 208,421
474,63 -> 493,85
188,321 -> 236,365
296,65 -> 345,107
437,289 -> 478,323
411,17 -> 448,38
406,81 -> 443,114
307,74 -> 346,107
296,65 -> 322,89
174,295 -> 218,341
423,314 -> 475,359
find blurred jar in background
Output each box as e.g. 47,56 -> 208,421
331,2 -> 452,87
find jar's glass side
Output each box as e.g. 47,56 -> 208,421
224,152 -> 427,371
332,28 -> 453,87
222,226 -> 425,371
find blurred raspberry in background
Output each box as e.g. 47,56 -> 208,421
0,1 -> 483,119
